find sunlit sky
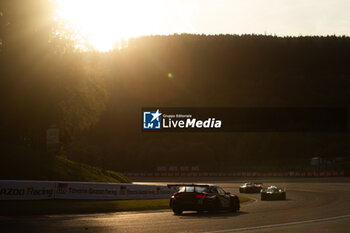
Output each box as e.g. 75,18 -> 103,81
56,0 -> 350,52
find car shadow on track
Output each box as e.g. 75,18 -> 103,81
177,211 -> 248,219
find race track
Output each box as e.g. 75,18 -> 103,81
1,178 -> 350,233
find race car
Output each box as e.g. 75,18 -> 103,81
239,183 -> 263,193
261,186 -> 286,200
168,184 -> 240,215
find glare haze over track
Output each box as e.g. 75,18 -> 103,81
1,178 -> 350,233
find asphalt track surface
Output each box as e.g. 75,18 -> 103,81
1,177 -> 350,233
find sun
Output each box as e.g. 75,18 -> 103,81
55,0 -> 196,52
56,0 -> 147,51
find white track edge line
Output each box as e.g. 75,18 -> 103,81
202,214 -> 350,233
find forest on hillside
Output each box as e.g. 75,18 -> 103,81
1,1 -> 349,173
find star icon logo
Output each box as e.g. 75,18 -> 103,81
151,109 -> 162,122
143,109 -> 162,129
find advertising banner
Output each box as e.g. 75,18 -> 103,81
0,180 -> 55,200
0,180 -> 174,201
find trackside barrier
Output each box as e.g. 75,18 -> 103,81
0,180 -> 175,201
124,171 -> 347,177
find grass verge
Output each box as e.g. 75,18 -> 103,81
53,156 -> 130,183
0,142 -> 130,183
0,196 -> 251,216
238,196 -> 251,203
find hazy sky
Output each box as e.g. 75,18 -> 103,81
175,0 -> 350,36
58,0 -> 350,51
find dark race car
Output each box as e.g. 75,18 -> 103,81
168,184 -> 240,215
239,183 -> 263,193
261,186 -> 286,200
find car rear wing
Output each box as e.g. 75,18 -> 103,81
167,184 -> 211,193
261,187 -> 286,191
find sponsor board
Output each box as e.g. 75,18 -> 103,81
0,180 -> 174,201
0,181 -> 55,200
